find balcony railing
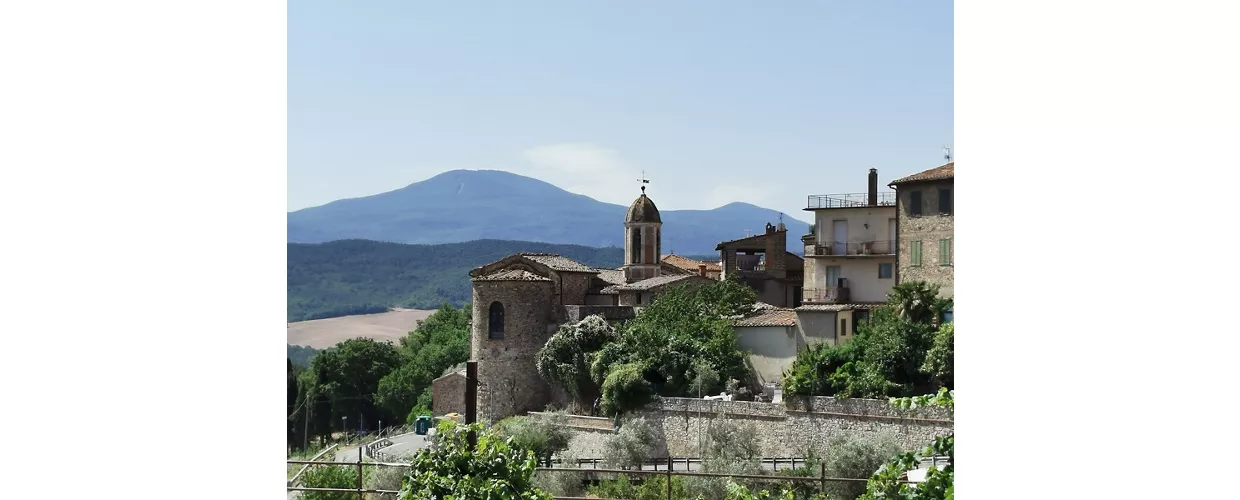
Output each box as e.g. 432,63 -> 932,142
806,192 -> 896,209
805,240 -> 895,257
803,287 -> 850,304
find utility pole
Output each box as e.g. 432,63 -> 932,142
465,361 -> 478,449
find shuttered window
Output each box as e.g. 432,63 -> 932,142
910,241 -> 923,267
939,238 -> 953,266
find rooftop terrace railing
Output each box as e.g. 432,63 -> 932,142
806,192 -> 895,209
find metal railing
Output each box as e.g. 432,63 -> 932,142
285,454 -> 923,499
806,240 -> 895,256
807,192 -> 895,209
802,287 -> 850,303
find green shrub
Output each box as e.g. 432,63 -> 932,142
601,362 -> 655,415
300,464 -> 358,500
603,417 -> 657,470
494,411 -> 575,466
401,420 -> 552,499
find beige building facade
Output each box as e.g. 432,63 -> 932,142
800,168 -> 897,307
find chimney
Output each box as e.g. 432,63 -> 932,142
868,168 -> 878,206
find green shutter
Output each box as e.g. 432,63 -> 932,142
939,238 -> 952,266
910,241 -> 922,266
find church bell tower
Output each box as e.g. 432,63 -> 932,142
622,175 -> 662,283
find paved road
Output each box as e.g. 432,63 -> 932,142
375,432 -> 431,459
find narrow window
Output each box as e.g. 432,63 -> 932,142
630,228 -> 641,264
910,241 -> 923,267
909,191 -> 923,216
488,302 -> 505,339
939,238 -> 953,266
855,309 -> 870,325
840,318 -> 849,337
878,263 -> 893,279
938,188 -> 952,215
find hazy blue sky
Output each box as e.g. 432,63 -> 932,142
289,1 -> 953,222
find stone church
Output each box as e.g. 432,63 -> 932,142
452,186 -> 717,423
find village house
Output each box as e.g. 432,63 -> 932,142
785,168 -> 899,344
889,162 -> 954,299
715,224 -> 805,308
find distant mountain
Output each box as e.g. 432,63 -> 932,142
287,239 -> 626,322
287,170 -> 808,254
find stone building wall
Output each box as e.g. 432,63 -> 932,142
431,371 -> 466,417
561,396 -> 952,459
895,179 -> 954,298
471,279 -> 556,424
559,272 -> 594,305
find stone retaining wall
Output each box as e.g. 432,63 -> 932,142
561,396 -> 952,459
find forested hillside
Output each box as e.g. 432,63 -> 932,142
287,239 -> 624,322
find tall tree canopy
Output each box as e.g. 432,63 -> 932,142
538,276 -> 758,415
782,281 -> 953,399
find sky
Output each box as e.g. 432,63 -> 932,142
288,1 -> 953,222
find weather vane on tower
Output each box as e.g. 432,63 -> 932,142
637,170 -> 650,193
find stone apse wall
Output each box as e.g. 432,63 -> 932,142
562,396 -> 953,458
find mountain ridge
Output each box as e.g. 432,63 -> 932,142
288,170 -> 808,254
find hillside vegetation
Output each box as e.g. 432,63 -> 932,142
287,239 -> 624,322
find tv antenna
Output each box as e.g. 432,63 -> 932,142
637,170 -> 650,193
942,145 -> 953,162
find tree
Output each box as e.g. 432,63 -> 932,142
401,420 -> 553,499
308,337 -> 403,433
375,303 -> 471,424
600,362 -> 655,416
781,281 -> 949,400
589,278 -> 757,410
288,358 -> 299,449
536,315 -> 616,408
495,411 -> 575,466
603,417 -> 657,470
888,281 -> 952,326
921,323 -> 953,390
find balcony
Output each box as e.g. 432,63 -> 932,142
806,192 -> 895,210
802,286 -> 850,304
805,240 -> 895,257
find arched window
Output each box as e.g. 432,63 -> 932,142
488,302 -> 505,339
630,228 -> 642,264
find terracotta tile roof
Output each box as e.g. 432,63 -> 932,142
595,269 -> 626,286
715,232 -> 775,250
794,302 -> 886,312
611,274 -> 705,291
734,309 -> 798,327
661,254 -> 721,273
519,254 -> 598,273
889,162 -> 954,186
471,269 -> 553,282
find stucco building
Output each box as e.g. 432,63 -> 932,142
788,168 -> 899,341
889,162 -> 954,298
463,186 -> 715,423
